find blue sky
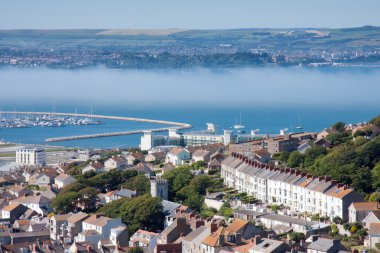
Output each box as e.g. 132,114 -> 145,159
1,0 -> 380,29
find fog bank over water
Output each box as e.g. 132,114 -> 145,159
1,67 -> 380,109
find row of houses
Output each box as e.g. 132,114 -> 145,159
221,153 -> 363,220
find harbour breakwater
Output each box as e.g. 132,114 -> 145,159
0,111 -> 192,142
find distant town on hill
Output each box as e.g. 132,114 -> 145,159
1,26 -> 380,69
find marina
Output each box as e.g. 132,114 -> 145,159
0,113 -> 103,128
0,111 -> 192,143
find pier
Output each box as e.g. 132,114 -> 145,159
0,111 -> 192,142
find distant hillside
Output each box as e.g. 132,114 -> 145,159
0,26 -> 379,51
0,26 -> 379,69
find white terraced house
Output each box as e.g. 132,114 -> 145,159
221,153 -> 363,220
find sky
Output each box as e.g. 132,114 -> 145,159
1,0 -> 380,29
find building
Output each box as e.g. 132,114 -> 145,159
249,237 -> 290,253
221,153 -> 363,220
82,161 -> 104,174
151,179 -> 169,200
1,203 -> 29,223
192,149 -> 212,163
129,229 -> 158,250
348,202 -> 380,223
75,214 -> 127,249
306,236 -> 348,253
157,217 -> 192,244
365,223 -> 380,250
363,211 -> 380,229
11,195 -> 51,215
264,135 -> 299,155
78,149 -> 93,161
182,225 -> 210,253
201,220 -> 261,253
65,212 -> 90,243
126,153 -> 145,165
16,148 -> 46,166
141,131 -> 167,151
145,152 -> 166,163
252,149 -> 271,164
50,213 -> 71,240
104,156 -> 128,171
54,173 -> 76,189
166,147 -> 191,166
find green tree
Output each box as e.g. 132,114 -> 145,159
122,195 -> 164,234
303,146 -> 327,168
52,191 -> 80,213
128,248 -> 144,253
331,223 -> 339,236
369,192 -> 380,202
124,174 -> 150,194
370,115 -> 380,128
78,187 -> 98,212
219,202 -> 233,218
332,122 -> 346,133
190,175 -> 213,195
288,232 -> 306,242
287,151 -> 304,168
372,163 -> 380,190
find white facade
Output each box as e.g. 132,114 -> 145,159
221,154 -> 363,220
16,148 -> 46,166
166,148 -> 191,166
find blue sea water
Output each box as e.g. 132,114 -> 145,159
0,67 -> 379,148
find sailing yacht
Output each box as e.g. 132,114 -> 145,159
296,116 -> 303,129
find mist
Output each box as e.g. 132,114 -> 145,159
1,67 -> 380,110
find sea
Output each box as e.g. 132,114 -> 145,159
0,66 -> 379,149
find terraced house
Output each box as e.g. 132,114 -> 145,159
221,153 -> 363,220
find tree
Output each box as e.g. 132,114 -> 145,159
218,202 -> 233,218
332,122 -> 346,133
331,223 -> 339,236
52,191 -> 80,213
287,151 -> 304,168
128,248 -> 144,253
288,232 -> 306,242
372,163 -> 380,190
369,192 -> 380,202
121,195 -> 164,234
190,175 -> 213,195
303,146 -> 327,168
332,216 -> 343,224
78,187 -> 98,212
124,174 -> 150,194
163,166 -> 193,198
370,115 -> 380,128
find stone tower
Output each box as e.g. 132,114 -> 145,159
150,178 -> 169,200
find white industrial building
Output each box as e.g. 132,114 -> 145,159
16,148 -> 46,166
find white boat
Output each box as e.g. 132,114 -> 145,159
296,116 -> 303,129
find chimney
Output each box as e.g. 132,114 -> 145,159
255,235 -> 262,245
218,234 -> 225,245
210,223 -> 218,233
235,233 -> 242,244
